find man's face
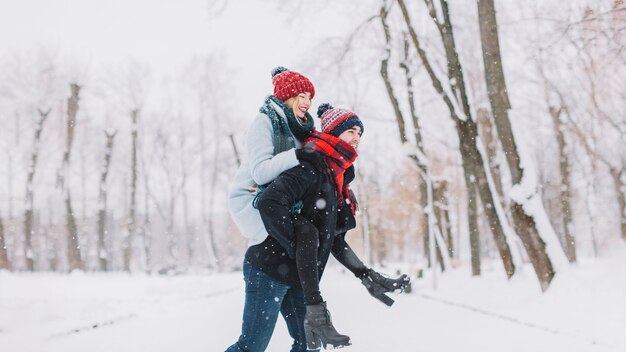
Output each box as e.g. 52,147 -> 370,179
338,126 -> 362,150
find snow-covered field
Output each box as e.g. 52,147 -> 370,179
1,249 -> 625,352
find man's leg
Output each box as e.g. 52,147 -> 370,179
226,261 -> 289,352
281,287 -> 320,352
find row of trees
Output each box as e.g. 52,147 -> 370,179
0,1 -> 623,293
0,55 -> 240,273
307,0 -> 624,291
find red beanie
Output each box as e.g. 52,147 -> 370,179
271,66 -> 315,101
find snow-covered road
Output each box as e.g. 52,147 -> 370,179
1,256 -> 624,352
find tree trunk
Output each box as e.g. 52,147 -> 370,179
400,32 -> 430,263
549,106 -> 576,262
477,0 -> 567,290
609,168 -> 626,241
97,131 -> 116,271
200,112 -> 220,269
434,181 -> 454,258
398,0 -> 516,277
24,109 -> 50,271
0,215 -> 9,270
64,83 -> 84,271
124,109 -> 139,271
229,134 -> 241,167
207,117 -> 222,270
355,168 -> 373,265
468,184 -> 481,276
379,4 -> 442,268
476,108 -> 505,202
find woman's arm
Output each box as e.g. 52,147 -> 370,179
256,164 -> 315,254
246,115 -> 299,186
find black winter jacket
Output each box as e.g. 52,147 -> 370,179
246,157 -> 366,288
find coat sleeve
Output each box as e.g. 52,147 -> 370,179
332,232 -> 368,279
246,115 -> 299,186
256,164 -> 315,253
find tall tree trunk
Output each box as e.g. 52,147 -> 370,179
398,0 -> 516,277
379,4 -> 443,269
477,0 -> 569,290
228,134 -> 241,167
400,32 -> 430,263
468,184 -> 481,276
609,168 -> 626,240
355,168 -> 373,265
24,109 -> 50,271
9,113 -> 21,219
476,109 -> 505,202
549,106 -> 576,262
64,83 -> 84,271
200,114 -> 220,269
0,215 -> 9,270
434,181 -> 454,258
97,131 -> 116,271
207,125 -> 222,270
124,109 -> 139,271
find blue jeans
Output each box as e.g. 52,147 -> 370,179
226,261 -> 319,352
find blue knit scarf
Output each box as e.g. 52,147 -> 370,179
259,95 -> 314,154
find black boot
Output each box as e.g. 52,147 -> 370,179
304,302 -> 351,350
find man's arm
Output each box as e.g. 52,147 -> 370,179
332,232 -> 411,306
331,233 -> 368,278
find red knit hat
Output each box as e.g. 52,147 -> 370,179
317,103 -> 364,137
271,66 -> 315,101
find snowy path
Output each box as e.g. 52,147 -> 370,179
1,258 -> 624,352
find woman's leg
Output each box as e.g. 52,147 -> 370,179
226,261 -> 289,352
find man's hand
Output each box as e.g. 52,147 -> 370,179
360,268 -> 411,306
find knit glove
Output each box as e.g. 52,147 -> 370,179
361,268 -> 411,306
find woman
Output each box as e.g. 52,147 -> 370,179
227,66 -> 319,352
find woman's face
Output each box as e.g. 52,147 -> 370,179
285,92 -> 312,119
338,126 -> 362,150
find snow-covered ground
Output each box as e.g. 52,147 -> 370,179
1,248 -> 625,352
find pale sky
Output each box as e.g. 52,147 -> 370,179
0,0 -> 360,109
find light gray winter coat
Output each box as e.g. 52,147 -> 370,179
228,100 -> 302,246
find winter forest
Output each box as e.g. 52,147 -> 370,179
0,0 -> 625,350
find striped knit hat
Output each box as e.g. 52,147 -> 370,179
317,103 -> 364,137
271,66 -> 315,101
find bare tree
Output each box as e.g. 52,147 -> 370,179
434,180 -> 454,258
396,0 -> 518,278
0,214 -> 9,270
24,108 -> 50,271
379,3 -> 446,272
477,0 -> 577,290
183,56 -> 229,270
61,83 -> 84,271
97,130 -> 116,271
100,60 -> 151,271
124,109 -> 139,271
546,92 -> 576,262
